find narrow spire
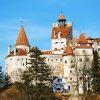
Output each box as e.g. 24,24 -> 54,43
58,12 -> 66,21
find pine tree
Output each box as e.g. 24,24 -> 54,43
91,50 -> 100,93
3,75 -> 11,89
0,66 -> 4,90
16,47 -> 53,100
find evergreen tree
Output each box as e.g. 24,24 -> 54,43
16,47 -> 53,100
0,66 -> 4,90
91,50 -> 100,93
3,75 -> 12,89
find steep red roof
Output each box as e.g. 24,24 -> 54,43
64,45 -> 73,55
15,26 -> 29,46
51,25 -> 72,39
77,33 -> 88,44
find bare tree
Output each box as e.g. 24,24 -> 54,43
74,51 -> 92,100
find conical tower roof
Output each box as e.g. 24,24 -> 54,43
78,33 -> 88,44
15,26 -> 29,46
64,45 -> 73,55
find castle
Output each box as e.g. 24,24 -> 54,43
5,14 -> 100,93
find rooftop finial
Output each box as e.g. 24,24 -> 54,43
20,18 -> 24,26
61,10 -> 63,16
58,11 -> 66,22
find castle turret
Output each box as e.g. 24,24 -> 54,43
15,25 -> 30,52
5,26 -> 30,82
8,44 -> 11,55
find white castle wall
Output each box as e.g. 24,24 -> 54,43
5,55 -> 30,82
15,45 -> 30,52
63,55 -> 74,78
75,48 -> 93,56
51,38 -> 66,50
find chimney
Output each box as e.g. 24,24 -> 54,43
8,44 -> 11,55
27,46 -> 30,52
14,47 -> 16,55
58,32 -> 61,49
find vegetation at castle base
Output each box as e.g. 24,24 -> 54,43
0,66 -> 11,92
91,50 -> 100,93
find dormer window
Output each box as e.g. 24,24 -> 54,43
55,42 -> 58,44
80,44 -> 86,46
83,50 -> 86,53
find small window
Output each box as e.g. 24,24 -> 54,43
80,44 -> 86,46
83,50 -> 85,53
55,42 -> 58,44
23,63 -> 24,66
26,62 -> 27,65
79,77 -> 82,80
60,59 -> 62,61
61,42 -> 63,43
70,77 -> 72,80
65,61 -> 67,63
71,60 -> 73,63
56,59 -> 57,61
70,70 -> 72,73
51,59 -> 53,61
98,48 -> 100,51
79,58 -> 82,62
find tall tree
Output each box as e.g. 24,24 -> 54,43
3,75 -> 12,89
0,66 -> 4,90
16,47 -> 53,100
91,50 -> 100,93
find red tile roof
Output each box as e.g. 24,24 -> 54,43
15,26 -> 29,46
42,51 -> 51,55
77,33 -> 88,44
75,46 -> 92,49
51,25 -> 72,39
6,48 -> 27,57
64,45 -> 73,55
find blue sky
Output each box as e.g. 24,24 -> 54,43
0,0 -> 100,70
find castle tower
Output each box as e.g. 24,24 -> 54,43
51,13 -> 73,50
5,26 -> 30,82
15,25 -> 30,53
